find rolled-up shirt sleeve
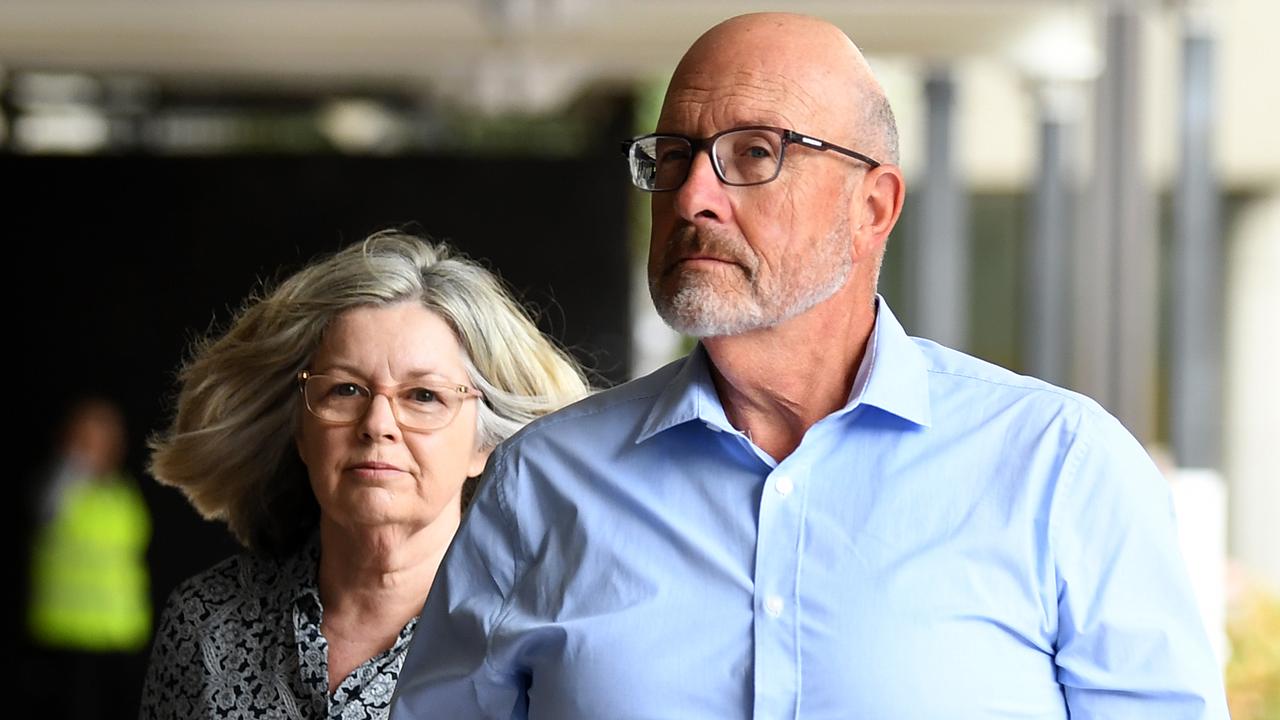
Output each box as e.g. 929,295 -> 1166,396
1051,410 -> 1229,719
391,448 -> 528,720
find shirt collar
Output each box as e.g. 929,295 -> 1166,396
637,345 -> 731,443
852,298 -> 932,427
636,296 -> 931,444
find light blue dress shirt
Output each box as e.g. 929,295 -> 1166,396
392,300 -> 1228,719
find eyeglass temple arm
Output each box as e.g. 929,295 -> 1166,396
784,131 -> 881,168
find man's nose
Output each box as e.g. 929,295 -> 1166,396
673,150 -> 733,225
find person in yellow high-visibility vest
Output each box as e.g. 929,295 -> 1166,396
27,398 -> 151,719
28,470 -> 151,650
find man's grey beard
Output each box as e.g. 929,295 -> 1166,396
649,211 -> 853,338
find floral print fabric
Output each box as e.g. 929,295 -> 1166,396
139,537 -> 415,720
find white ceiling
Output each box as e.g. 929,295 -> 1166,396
0,1 -> 1091,98
1,0 -> 1275,187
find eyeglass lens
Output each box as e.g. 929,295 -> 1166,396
302,375 -> 462,430
630,128 -> 784,191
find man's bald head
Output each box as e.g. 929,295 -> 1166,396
662,12 -> 898,165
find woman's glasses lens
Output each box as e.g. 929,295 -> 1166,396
301,375 -> 462,431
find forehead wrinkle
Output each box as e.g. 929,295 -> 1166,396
661,70 -> 819,134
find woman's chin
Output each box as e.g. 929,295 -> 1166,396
323,504 -> 438,535
323,503 -> 409,532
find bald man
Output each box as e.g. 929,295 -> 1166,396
392,14 -> 1227,719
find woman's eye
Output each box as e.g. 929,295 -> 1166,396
331,383 -> 363,398
407,387 -> 441,405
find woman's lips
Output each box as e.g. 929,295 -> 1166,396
347,461 -> 404,480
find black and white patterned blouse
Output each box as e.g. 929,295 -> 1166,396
139,536 -> 417,720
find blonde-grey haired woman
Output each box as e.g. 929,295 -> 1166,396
139,231 -> 589,720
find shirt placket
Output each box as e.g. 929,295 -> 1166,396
752,460 -> 807,719
292,593 -> 331,718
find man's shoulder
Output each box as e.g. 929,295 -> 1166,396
917,337 -> 1094,403
909,336 -> 1116,431
908,337 -> 1156,485
502,354 -> 690,448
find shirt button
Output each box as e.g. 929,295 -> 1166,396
764,595 -> 784,617
774,475 -> 794,497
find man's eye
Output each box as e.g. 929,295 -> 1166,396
743,145 -> 774,160
659,148 -> 691,163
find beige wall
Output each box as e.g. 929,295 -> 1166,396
1225,188 -> 1280,590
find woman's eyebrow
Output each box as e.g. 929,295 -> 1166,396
308,361 -> 463,385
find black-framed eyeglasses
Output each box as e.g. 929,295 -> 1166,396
297,371 -> 482,432
620,125 -> 881,192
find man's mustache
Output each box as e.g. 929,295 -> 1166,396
661,226 -> 755,277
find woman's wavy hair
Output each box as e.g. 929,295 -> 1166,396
149,231 -> 590,556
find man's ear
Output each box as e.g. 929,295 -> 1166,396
852,165 -> 906,260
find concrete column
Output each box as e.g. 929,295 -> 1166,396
1171,6 -> 1223,469
1025,83 -> 1081,386
912,66 -> 969,350
1079,0 -> 1157,441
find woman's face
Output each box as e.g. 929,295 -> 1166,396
296,301 -> 489,536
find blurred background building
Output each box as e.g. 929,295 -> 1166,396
3,0 -> 1276,717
